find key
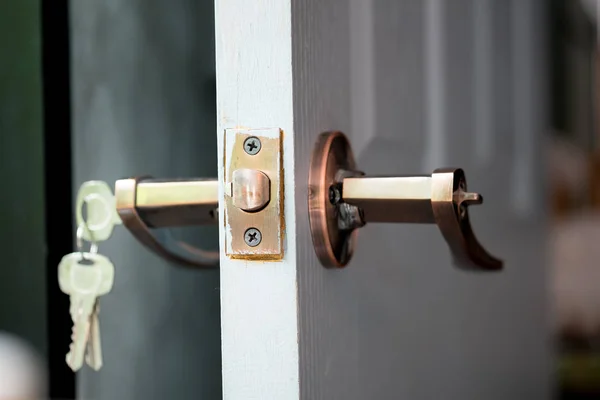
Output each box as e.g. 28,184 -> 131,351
68,291 -> 95,372
85,301 -> 103,370
62,252 -> 114,371
58,251 -> 115,371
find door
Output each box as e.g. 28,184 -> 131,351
216,0 -> 552,399
71,1 -> 222,399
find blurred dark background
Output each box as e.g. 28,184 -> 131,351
1,0 -> 600,399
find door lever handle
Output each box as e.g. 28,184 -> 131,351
114,177 -> 219,268
308,131 -> 503,271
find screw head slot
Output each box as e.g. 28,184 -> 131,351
243,137 -> 262,155
244,227 -> 262,247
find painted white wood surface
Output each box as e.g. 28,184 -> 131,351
215,0 -> 299,399
217,0 -> 551,399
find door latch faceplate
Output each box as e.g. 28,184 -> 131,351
223,128 -> 284,260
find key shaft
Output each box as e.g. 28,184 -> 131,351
85,301 -> 103,370
66,294 -> 96,371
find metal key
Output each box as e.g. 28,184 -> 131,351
86,302 -> 101,369
85,301 -> 103,370
59,252 -> 115,371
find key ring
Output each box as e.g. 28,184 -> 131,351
76,222 -> 98,258
75,181 -> 122,243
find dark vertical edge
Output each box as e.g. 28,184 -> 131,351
549,0 -> 566,134
40,0 -> 76,397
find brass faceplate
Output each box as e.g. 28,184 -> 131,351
224,128 -> 284,260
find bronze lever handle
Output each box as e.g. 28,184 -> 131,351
308,131 -> 503,271
114,176 -> 219,268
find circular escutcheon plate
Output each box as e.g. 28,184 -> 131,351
308,131 -> 358,268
